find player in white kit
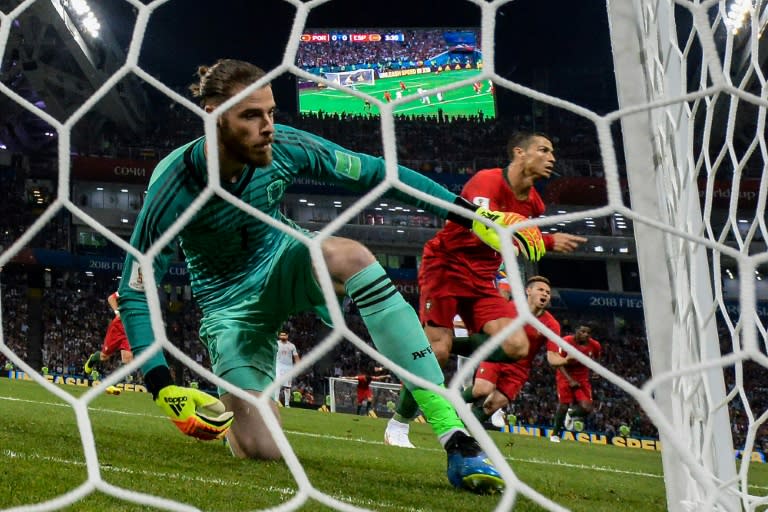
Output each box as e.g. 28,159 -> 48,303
275,331 -> 300,407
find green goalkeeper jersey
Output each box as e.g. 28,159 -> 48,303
118,123 -> 459,370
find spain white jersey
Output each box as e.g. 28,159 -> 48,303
276,341 -> 298,366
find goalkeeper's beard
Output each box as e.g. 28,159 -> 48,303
218,121 -> 273,168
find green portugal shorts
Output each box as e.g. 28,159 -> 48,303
198,235 -> 332,395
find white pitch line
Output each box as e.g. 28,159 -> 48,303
3,394 -> 768,492
1,448 -> 428,512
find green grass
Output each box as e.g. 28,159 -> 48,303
1,378 -> 766,511
299,69 -> 495,118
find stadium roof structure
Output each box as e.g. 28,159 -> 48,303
0,0 -> 149,153
701,2 -> 768,156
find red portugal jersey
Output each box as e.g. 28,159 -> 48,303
518,311 -> 561,371
356,374 -> 373,402
420,168 -> 553,297
546,335 -> 602,380
475,311 -> 560,400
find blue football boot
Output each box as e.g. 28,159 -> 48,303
445,431 -> 505,494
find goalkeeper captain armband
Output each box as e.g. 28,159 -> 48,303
155,385 -> 234,441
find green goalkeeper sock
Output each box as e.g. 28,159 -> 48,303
85,352 -> 101,373
452,334 -> 482,357
461,386 -> 476,403
394,386 -> 419,421
471,403 -> 490,422
570,404 -> 588,417
346,263 -> 464,437
453,333 -> 517,362
553,409 -> 567,431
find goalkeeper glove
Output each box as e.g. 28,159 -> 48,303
155,385 -> 234,441
472,208 -> 546,262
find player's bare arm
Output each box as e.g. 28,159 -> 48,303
558,366 -> 580,388
107,293 -> 119,314
550,232 -> 588,252
546,349 -> 569,367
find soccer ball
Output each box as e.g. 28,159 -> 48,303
619,424 -> 631,437
105,385 -> 122,395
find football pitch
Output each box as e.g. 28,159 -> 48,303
298,69 -> 496,119
2,378 -> 766,512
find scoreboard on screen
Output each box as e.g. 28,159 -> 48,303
300,32 -> 405,43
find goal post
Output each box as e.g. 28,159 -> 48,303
607,1 -> 740,510
328,377 -> 401,415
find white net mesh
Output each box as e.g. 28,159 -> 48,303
0,0 -> 767,511
607,1 -> 767,510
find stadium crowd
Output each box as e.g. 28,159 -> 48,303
296,29 -> 464,74
4,266 -> 768,451
0,83 -> 763,452
72,100 -> 606,178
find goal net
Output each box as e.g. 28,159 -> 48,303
1,0 -> 767,511
607,1 -> 766,510
327,377 -> 401,416
323,68 -> 376,87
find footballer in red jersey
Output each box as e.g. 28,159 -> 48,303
386,132 -> 585,449
84,292 -> 133,375
419,132 -> 585,366
547,324 -> 602,435
465,276 -> 560,421
348,365 -> 390,416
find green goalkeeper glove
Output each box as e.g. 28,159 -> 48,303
155,385 -> 234,441
472,208 -> 546,262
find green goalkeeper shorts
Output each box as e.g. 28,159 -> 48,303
199,236 -> 333,395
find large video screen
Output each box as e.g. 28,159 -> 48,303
296,28 -> 495,119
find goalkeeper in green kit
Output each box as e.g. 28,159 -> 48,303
118,59 -> 545,494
